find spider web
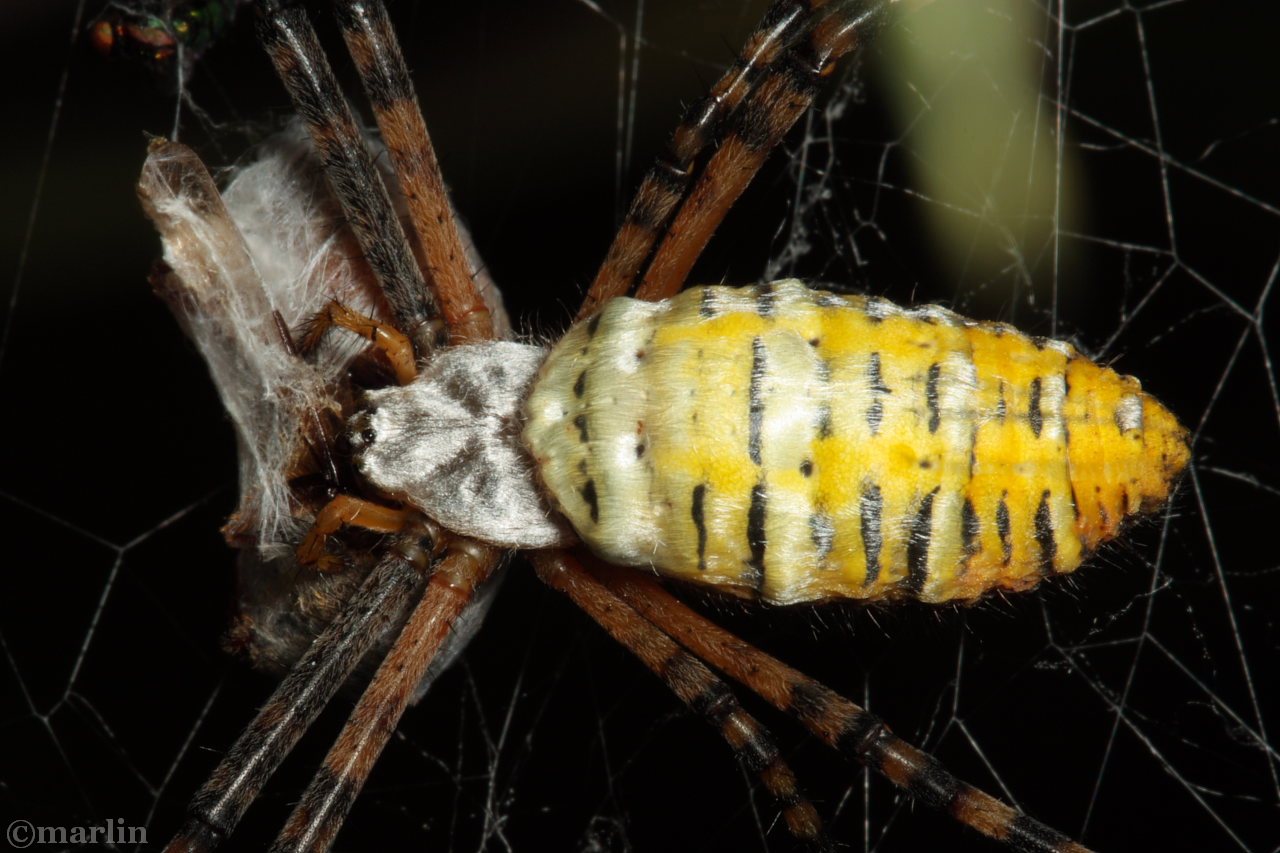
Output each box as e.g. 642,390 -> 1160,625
2,1 -> 1277,851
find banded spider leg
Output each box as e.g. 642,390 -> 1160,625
159,0 -> 502,849
592,562 -> 1095,853
270,541 -> 499,852
584,0 -> 895,317
534,552 -> 832,851
256,0 -> 441,351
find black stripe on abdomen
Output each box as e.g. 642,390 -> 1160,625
1028,377 -> 1044,438
1034,489 -> 1057,574
755,282 -> 776,317
961,498 -> 980,558
746,482 -> 768,591
581,479 -> 599,524
925,362 -> 941,433
996,493 -> 1012,564
905,488 -> 939,594
692,484 -> 708,571
866,352 -> 891,436
748,337 -> 766,465
860,482 -> 883,585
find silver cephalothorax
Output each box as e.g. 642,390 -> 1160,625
351,341 -> 572,549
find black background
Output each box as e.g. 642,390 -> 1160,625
1,1 -> 1278,851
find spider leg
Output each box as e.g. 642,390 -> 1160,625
594,565 -> 1095,853
296,494 -> 412,570
581,0 -> 894,318
256,0 -> 444,353
535,552 -> 832,851
581,0 -> 825,319
635,0 -> 891,302
299,300 -> 418,385
333,0 -> 495,344
269,542 -> 499,853
161,533 -> 439,853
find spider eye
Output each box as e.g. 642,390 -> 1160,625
347,412 -> 377,450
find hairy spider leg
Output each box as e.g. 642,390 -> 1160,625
277,0 -> 505,568
300,300 -> 419,385
257,5 -> 507,848
162,541 -> 438,853
270,542 -> 500,853
334,0 -> 494,344
534,552 -> 831,851
636,0 -> 891,302
251,1 -> 439,564
257,0 -> 444,353
296,494 -> 414,570
583,0 -> 892,318
595,565 -> 1096,853
582,0 -> 830,318
162,2 -> 498,847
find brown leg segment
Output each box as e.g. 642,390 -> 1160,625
268,542 -> 500,853
300,300 -> 418,385
583,1 -> 894,318
636,1 -> 889,302
580,0 -> 829,320
593,564 -> 1095,853
257,0 -> 443,353
296,495 -> 411,570
334,0 -> 494,344
534,552 -> 830,851
162,536 -> 438,853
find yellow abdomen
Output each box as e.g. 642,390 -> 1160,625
523,281 -> 1189,604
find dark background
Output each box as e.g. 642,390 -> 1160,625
1,1 -> 1278,851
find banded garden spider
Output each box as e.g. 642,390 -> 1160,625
120,1 -> 1198,850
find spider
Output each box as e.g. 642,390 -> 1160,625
137,1 -> 1188,851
